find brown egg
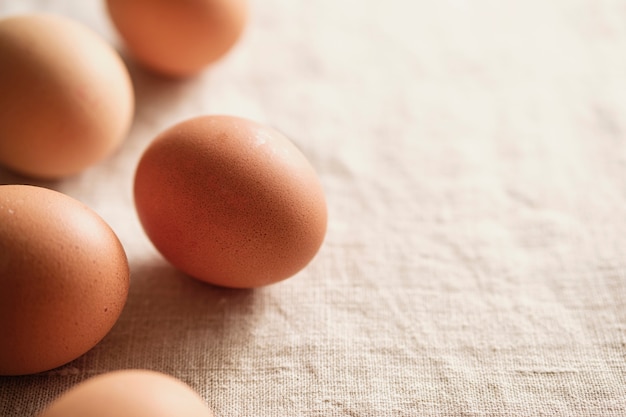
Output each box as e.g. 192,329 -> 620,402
106,0 -> 248,77
134,115 -> 327,288
0,185 -> 129,376
0,13 -> 134,179
37,370 -> 214,417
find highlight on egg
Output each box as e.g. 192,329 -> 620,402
0,13 -> 134,179
36,370 -> 214,417
106,0 -> 248,77
0,185 -> 129,376
134,115 -> 327,288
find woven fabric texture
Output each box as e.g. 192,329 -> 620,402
1,0 -> 626,416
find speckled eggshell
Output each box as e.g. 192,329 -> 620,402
134,115 -> 327,288
0,185 -> 129,376
106,0 -> 248,77
37,370 -> 214,417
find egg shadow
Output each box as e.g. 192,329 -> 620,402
120,55 -> 205,150
0,257 -> 260,417
82,256 -> 261,370
0,166 -> 61,188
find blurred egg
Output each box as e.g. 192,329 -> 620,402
0,13 -> 134,179
0,185 -> 129,376
37,370 -> 214,417
134,115 -> 327,288
105,0 -> 248,77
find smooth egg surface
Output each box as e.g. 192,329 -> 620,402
106,0 -> 247,77
0,185 -> 129,375
0,13 -> 134,179
134,115 -> 327,288
37,370 -> 214,417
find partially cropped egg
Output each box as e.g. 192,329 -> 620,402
134,115 -> 327,288
0,185 -> 129,375
37,370 -> 214,417
0,13 -> 134,179
105,0 -> 248,77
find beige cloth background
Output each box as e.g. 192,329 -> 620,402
2,0 -> 626,416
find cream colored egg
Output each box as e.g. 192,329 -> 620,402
0,13 -> 134,179
37,370 -> 214,417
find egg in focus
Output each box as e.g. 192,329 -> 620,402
106,0 -> 248,77
134,115 -> 327,288
36,370 -> 214,417
0,185 -> 129,376
0,13 -> 134,179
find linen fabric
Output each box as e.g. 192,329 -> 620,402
1,0 -> 626,416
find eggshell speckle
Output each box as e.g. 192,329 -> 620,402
0,185 -> 129,376
37,370 -> 214,417
134,115 -> 327,288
